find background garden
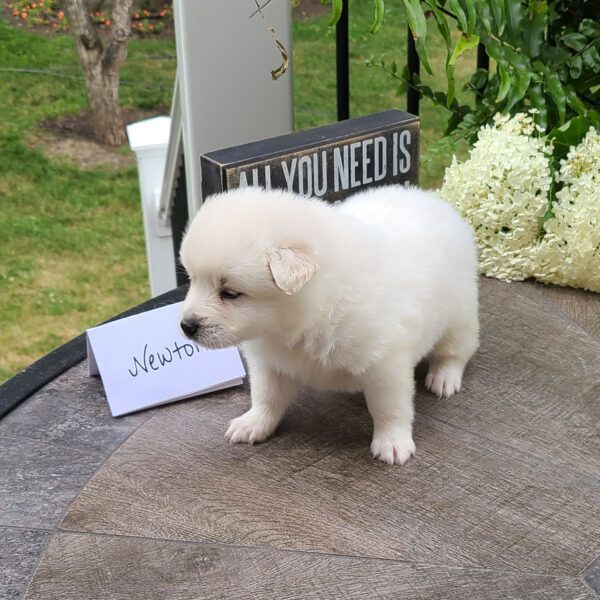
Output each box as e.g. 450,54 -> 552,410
1,0 -> 477,382
2,0 -> 598,382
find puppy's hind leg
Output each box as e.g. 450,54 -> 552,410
226,358 -> 299,445
425,309 -> 479,399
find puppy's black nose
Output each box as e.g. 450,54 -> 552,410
180,318 -> 199,338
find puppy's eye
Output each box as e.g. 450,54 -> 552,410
219,289 -> 243,301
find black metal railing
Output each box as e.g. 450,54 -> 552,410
335,10 -> 489,120
336,1 -> 350,120
406,26 -> 420,116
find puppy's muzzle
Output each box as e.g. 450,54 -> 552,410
180,317 -> 204,340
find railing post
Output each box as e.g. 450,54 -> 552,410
172,155 -> 189,287
475,42 -> 489,104
476,42 -> 489,71
336,0 -> 350,121
406,25 -> 420,116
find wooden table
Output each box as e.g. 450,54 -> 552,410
1,278 -> 599,599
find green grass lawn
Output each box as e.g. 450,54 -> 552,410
0,1 -> 477,382
0,19 -> 176,381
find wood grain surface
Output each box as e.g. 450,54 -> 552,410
517,279 -> 600,342
14,278 -> 600,598
25,532 -> 595,600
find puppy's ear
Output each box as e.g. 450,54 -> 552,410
267,247 -> 319,295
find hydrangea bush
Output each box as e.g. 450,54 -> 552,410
439,113 -> 600,293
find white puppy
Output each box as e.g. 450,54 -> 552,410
179,185 -> 479,465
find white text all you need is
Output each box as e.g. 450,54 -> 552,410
238,130 -> 413,197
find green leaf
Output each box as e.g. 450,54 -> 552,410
442,103 -> 472,134
503,0 -> 523,45
547,116 -> 590,160
569,55 -> 583,79
496,63 -> 512,102
482,36 -> 506,64
446,74 -> 456,107
571,72 -> 600,93
480,75 -> 500,108
507,49 -> 528,71
565,86 -> 587,116
328,0 -> 343,27
529,83 -> 547,130
449,0 -> 468,32
588,109 -> 600,128
582,47 -> 600,74
370,0 -> 385,34
402,0 -> 433,74
429,3 -> 452,48
433,91 -> 449,106
475,0 -> 492,34
464,0 -> 477,36
505,68 -> 531,111
480,15 -> 492,34
395,65 -> 410,95
523,0 -> 548,58
470,69 -> 488,90
531,59 -> 545,73
459,110 -> 487,144
561,32 -> 588,52
544,160 -> 556,226
539,42 -> 571,66
485,0 -> 504,36
469,68 -> 489,90
446,33 -> 480,105
544,69 -> 566,124
579,19 -> 600,38
412,77 -> 436,102
422,134 -> 462,164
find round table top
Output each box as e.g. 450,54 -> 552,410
2,277 -> 600,599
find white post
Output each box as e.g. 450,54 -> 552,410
129,1 -> 293,296
127,117 -> 177,297
173,0 -> 294,216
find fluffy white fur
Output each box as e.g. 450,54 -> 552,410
179,185 -> 479,465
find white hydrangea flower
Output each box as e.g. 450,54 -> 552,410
439,112 -> 552,281
438,116 -> 599,292
559,126 -> 600,184
534,127 -> 600,292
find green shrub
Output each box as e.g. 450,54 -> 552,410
326,0 -> 600,156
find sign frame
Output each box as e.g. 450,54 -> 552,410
201,109 -> 419,202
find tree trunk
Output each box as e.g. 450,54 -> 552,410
63,0 -> 134,147
79,47 -> 125,146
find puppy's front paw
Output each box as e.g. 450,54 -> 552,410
225,408 -> 278,445
425,360 -> 463,398
371,428 -> 416,465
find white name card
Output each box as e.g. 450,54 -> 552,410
87,301 -> 246,417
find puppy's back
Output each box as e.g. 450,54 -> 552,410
336,185 -> 477,271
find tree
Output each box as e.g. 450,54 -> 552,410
63,0 -> 135,146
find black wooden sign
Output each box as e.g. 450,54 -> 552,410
201,110 -> 419,202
